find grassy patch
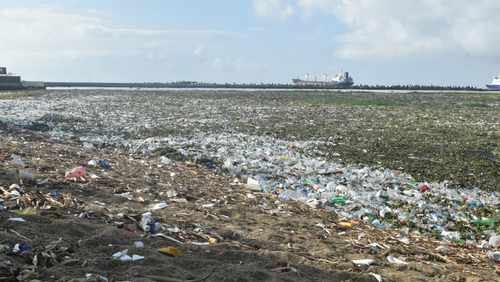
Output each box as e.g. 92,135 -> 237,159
0,91 -> 45,100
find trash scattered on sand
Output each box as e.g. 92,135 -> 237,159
8,217 -> 26,222
159,156 -> 173,165
111,249 -> 143,262
140,212 -> 161,233
98,159 -> 111,170
65,166 -> 86,180
488,234 -> 500,249
85,274 -> 108,282
11,154 -> 26,167
111,132 -> 499,246
487,251 -> 500,262
148,201 -> 168,211
369,273 -> 383,282
12,243 -> 32,254
352,259 -> 376,267
387,255 -> 408,266
245,177 -> 262,192
158,246 -> 183,257
1,90 -> 499,281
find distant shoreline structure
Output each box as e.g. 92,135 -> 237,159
1,65 -> 496,91
42,70 -> 492,91
43,81 -> 486,91
0,67 -> 24,90
0,66 -> 45,90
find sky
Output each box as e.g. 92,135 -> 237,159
1,0 -> 500,86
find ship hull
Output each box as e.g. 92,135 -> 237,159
292,79 -> 354,88
486,84 -> 500,90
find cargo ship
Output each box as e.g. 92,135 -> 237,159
292,71 -> 354,87
0,67 -> 45,90
486,75 -> 500,90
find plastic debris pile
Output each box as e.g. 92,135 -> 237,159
1,184 -> 80,212
123,133 -> 500,246
1,90 -> 499,246
0,89 -> 500,274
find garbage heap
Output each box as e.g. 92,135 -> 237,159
120,133 -> 499,249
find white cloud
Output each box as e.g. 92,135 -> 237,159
0,7 -> 241,80
254,0 -> 294,20
261,0 -> 500,59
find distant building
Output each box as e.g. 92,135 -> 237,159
0,66 -> 24,90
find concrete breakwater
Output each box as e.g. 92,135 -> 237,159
0,77 -> 46,90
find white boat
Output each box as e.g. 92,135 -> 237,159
486,75 -> 500,90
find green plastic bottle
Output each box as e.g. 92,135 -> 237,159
472,218 -> 496,227
303,179 -> 315,186
329,196 -> 347,206
406,181 -> 418,189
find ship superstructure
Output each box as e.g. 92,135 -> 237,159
292,71 -> 354,87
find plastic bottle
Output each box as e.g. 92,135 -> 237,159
489,234 -> 500,248
11,154 -> 25,167
98,160 -> 112,170
441,230 -> 461,242
407,181 -> 418,189
13,243 -> 32,253
140,212 -> 161,233
465,199 -> 481,208
329,196 -> 347,206
371,219 -> 385,229
472,218 -> 496,227
487,251 -> 500,262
